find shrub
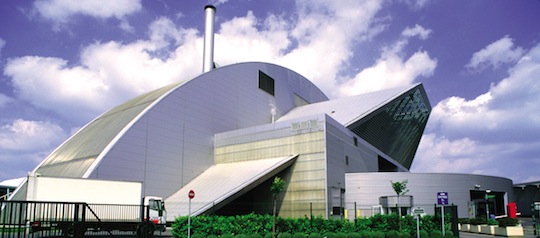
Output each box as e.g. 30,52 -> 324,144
487,219 -> 498,226
371,231 -> 385,238
335,232 -> 347,238
293,232 -> 307,238
497,217 -> 519,227
208,235 -> 218,238
469,217 -> 487,225
221,235 -> 235,238
358,231 -> 371,238
458,218 -> 470,224
172,213 -> 454,237
278,232 -> 292,238
308,233 -> 322,238
429,230 -> 443,238
417,230 -> 428,238
347,232 -> 361,238
323,231 -> 337,238
385,230 -> 399,238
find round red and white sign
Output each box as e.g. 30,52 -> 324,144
188,190 -> 195,199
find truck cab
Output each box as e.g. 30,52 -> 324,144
143,196 -> 167,232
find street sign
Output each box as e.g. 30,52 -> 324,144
188,190 -> 195,199
413,207 -> 425,214
437,192 -> 448,205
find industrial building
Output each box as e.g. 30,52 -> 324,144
9,5 -> 522,222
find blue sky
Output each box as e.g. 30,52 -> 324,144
1,0 -> 539,183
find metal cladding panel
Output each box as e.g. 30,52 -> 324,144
83,62 -> 328,198
345,172 -> 514,218
34,83 -> 181,178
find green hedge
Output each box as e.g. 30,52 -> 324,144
171,213 -> 454,238
496,217 -> 519,227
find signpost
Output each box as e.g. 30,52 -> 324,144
437,192 -> 449,236
413,207 -> 424,238
188,190 -> 195,238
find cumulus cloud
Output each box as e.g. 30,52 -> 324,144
0,119 -> 66,151
6,0 -> 388,124
413,42 -> 540,183
4,19 -> 201,123
0,119 -> 68,179
339,25 -> 437,96
401,24 -> 432,40
33,0 -> 142,30
466,35 -> 524,72
277,0 -> 385,96
0,94 -> 13,107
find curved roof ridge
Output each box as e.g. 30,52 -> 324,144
35,80 -> 187,178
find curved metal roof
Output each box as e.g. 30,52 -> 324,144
34,82 -> 183,177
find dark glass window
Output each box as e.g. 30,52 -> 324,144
258,71 -> 275,96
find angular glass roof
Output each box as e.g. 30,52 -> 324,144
35,82 -> 183,177
347,85 -> 431,169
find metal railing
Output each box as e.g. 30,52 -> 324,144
0,201 -> 155,238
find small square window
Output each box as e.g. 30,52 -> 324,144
258,71 -> 275,96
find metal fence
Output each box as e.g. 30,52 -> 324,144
0,201 -> 155,238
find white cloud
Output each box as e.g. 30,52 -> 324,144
401,24 -> 432,40
0,119 -> 66,151
339,27 -> 437,96
4,19 -> 201,123
209,0 -> 229,6
0,94 -> 13,107
399,0 -> 431,9
413,42 -> 540,183
33,0 -> 142,30
4,0 -> 409,122
279,0 -> 385,96
466,35 -> 524,71
0,38 -> 5,55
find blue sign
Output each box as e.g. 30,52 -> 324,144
437,192 -> 449,205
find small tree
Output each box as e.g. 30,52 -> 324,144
391,180 -> 409,231
271,177 -> 286,238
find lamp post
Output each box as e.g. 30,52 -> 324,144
485,189 -> 491,221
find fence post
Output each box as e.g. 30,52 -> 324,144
354,202 -> 357,224
310,202 -> 313,230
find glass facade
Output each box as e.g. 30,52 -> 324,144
348,87 -> 430,169
215,129 -> 327,218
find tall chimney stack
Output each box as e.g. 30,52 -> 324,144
202,5 -> 216,73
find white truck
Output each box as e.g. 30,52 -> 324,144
21,175 -> 167,237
